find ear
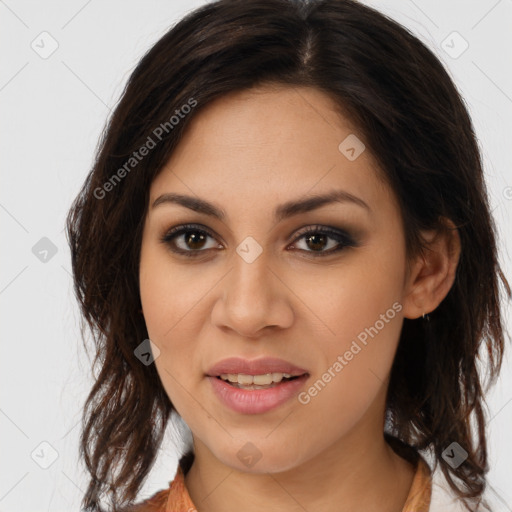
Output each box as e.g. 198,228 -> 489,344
402,218 -> 461,319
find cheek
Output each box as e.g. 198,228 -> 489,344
139,245 -> 202,342
140,271 -> 197,365
139,245 -> 210,398
300,252 -> 405,343
139,256 -> 196,415
294,296 -> 403,445
301,247 -> 405,392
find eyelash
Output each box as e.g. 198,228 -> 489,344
159,223 -> 357,258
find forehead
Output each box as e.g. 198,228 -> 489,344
149,84 -> 397,222
170,84 -> 364,165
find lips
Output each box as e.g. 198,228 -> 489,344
206,357 -> 308,378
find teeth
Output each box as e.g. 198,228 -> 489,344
219,372 -> 294,385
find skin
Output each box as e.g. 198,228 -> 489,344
139,83 -> 461,512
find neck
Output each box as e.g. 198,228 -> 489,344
184,428 -> 416,512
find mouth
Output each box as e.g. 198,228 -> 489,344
206,357 -> 309,413
214,372 -> 306,390
207,372 -> 310,414
206,356 -> 308,380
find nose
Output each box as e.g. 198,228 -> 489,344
211,251 -> 294,338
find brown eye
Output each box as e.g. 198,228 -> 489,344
290,225 -> 357,256
303,232 -> 329,252
181,231 -> 208,250
160,224 -> 220,257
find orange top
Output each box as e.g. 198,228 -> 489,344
129,455 -> 432,512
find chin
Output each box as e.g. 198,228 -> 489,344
217,439 -> 308,475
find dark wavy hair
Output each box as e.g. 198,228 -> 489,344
65,0 -> 510,510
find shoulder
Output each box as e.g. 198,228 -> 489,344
429,464 -> 491,512
120,457 -> 195,512
118,488 -> 171,512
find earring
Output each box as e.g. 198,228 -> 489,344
422,311 -> 430,321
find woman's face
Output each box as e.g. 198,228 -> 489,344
139,84 -> 417,473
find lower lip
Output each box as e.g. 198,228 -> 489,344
207,375 -> 309,414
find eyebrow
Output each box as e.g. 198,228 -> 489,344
151,189 -> 371,221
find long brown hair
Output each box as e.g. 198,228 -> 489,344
65,0 -> 511,510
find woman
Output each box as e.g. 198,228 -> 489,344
66,1 -> 510,511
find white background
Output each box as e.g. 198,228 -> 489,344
1,0 -> 511,510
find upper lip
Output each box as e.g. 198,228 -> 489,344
206,357 -> 309,377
